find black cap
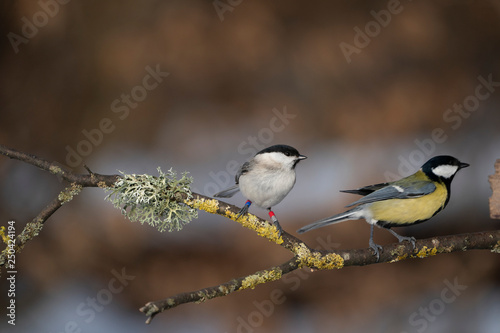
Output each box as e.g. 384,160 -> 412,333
256,144 -> 305,159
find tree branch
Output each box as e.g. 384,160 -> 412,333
0,144 -> 119,187
489,159 -> 500,219
1,144 -> 499,325
140,257 -> 301,324
0,144 -> 120,267
139,229 -> 500,323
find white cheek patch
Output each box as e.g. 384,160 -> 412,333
261,152 -> 297,169
432,165 -> 459,178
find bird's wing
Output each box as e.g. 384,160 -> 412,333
213,185 -> 239,198
345,181 -> 436,207
235,161 -> 252,184
341,182 -> 389,196
214,160 -> 251,198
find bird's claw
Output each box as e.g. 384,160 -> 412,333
269,213 -> 283,238
407,236 -> 416,250
236,200 -> 252,220
272,220 -> 283,238
396,235 -> 416,250
236,205 -> 249,220
387,228 -> 416,251
369,240 -> 383,262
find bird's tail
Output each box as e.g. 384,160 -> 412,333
213,185 -> 239,198
297,206 -> 363,234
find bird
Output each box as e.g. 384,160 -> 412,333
214,144 -> 307,236
297,155 -> 469,260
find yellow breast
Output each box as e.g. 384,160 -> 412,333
369,181 -> 448,226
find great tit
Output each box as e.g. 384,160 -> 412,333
297,155 -> 469,260
214,144 -> 307,236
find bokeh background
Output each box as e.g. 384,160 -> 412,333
1,1 -> 500,332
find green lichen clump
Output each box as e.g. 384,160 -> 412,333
105,167 -> 198,232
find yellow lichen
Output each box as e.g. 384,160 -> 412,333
195,290 -> 216,303
224,207 -> 283,244
293,243 -> 344,270
218,285 -> 233,294
293,242 -> 312,261
415,246 -> 438,258
58,183 -> 83,204
0,226 -> 9,244
389,253 -> 408,263
240,268 -> 283,290
184,198 -> 220,215
388,245 -> 410,263
97,181 -> 108,189
431,238 -> 441,248
49,165 -> 63,175
390,244 -> 406,257
492,241 -> 500,254
305,251 -> 344,270
440,245 -> 454,253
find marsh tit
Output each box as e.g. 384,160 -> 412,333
214,144 -> 307,236
298,155 -> 469,260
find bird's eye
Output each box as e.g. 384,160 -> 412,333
284,152 -> 291,156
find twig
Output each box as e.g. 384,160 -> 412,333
0,144 -> 119,187
0,184 -> 82,266
140,257 -> 301,324
0,144 -> 119,267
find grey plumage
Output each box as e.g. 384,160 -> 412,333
345,181 -> 436,207
213,185 -> 240,198
213,144 -> 307,236
296,206 -> 363,233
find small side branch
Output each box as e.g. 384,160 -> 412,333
0,144 -> 119,268
0,183 -> 83,266
140,257 -> 300,324
0,144 -> 119,187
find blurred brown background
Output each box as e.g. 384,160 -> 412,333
1,1 -> 500,332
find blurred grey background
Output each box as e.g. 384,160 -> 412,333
1,1 -> 500,332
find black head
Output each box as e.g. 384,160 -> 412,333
256,144 -> 303,157
256,144 -> 307,167
421,155 -> 469,182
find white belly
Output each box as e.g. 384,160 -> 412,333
238,170 -> 296,209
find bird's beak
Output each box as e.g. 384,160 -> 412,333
298,155 -> 307,160
459,162 -> 470,169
